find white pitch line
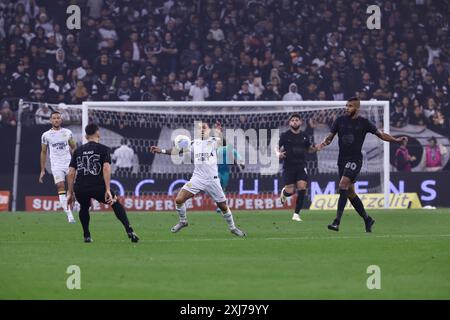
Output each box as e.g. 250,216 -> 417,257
1,234 -> 450,244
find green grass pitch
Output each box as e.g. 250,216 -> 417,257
0,209 -> 449,299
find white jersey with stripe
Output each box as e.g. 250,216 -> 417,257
41,128 -> 73,169
189,137 -> 220,179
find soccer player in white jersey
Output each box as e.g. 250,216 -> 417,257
150,121 -> 246,237
40,111 -> 77,223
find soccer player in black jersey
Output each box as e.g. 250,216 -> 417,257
318,97 -> 408,232
277,113 -> 318,221
66,124 -> 139,243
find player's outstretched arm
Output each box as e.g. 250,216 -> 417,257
150,146 -> 174,155
317,132 -> 336,150
150,146 -> 191,155
375,131 -> 408,144
39,144 -> 48,183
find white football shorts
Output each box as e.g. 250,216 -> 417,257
52,166 -> 69,184
182,175 -> 227,203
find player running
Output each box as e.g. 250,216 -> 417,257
277,113 -> 318,221
215,138 -> 245,213
150,121 -> 246,237
66,124 -> 139,243
318,97 -> 408,232
39,111 -> 77,223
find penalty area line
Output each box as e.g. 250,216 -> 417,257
1,234 -> 450,244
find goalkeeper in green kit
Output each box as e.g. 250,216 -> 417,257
216,138 -> 245,213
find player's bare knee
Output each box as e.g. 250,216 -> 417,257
284,185 -> 295,194
175,196 -> 185,206
217,202 -> 228,213
297,181 -> 307,190
339,181 -> 350,190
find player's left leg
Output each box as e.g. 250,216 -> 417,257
216,171 -> 229,213
328,160 -> 363,231
216,201 -> 246,237
292,180 -> 307,222
279,167 -> 296,205
94,190 -> 139,242
328,175 -> 351,232
74,191 -> 92,242
210,178 -> 245,237
348,184 -> 375,232
54,170 -> 75,223
171,188 -> 196,233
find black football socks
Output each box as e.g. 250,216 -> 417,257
334,189 -> 349,225
112,202 -> 133,234
349,195 -> 369,220
295,189 -> 306,215
79,205 -> 91,238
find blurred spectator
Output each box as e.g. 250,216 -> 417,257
259,82 -> 280,101
35,103 -> 52,124
188,76 -> 209,101
394,139 -> 416,172
233,82 -> 255,101
210,81 -> 227,101
283,83 -> 303,101
424,137 -> 447,172
0,0 -> 447,171
112,139 -> 135,175
409,106 -> 428,127
10,63 -> 31,98
0,101 -> 17,126
180,41 -> 201,71
391,104 -> 408,128
48,74 -> 70,103
71,80 -> 89,103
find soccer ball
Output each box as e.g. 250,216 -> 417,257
174,134 -> 191,150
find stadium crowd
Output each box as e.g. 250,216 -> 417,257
0,0 -> 449,138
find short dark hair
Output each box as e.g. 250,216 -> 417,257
348,96 -> 360,102
289,113 -> 301,121
85,123 -> 99,136
50,111 -> 61,117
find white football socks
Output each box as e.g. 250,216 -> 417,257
176,203 -> 187,223
58,192 -> 73,218
222,209 -> 236,230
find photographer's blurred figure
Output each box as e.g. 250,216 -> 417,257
424,137 -> 447,172
112,139 -> 135,175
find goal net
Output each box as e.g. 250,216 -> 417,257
52,101 -> 390,207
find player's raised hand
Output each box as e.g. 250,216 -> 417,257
38,170 -> 45,183
150,146 -> 161,153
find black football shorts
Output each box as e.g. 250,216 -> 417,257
338,160 -> 363,183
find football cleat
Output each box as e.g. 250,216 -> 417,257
230,227 -> 246,237
171,221 -> 188,233
84,236 -> 93,243
68,215 -> 76,224
327,223 -> 339,232
128,232 -> 140,243
292,213 -> 302,221
365,216 -> 375,233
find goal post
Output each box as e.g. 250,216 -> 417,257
77,100 -> 390,208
